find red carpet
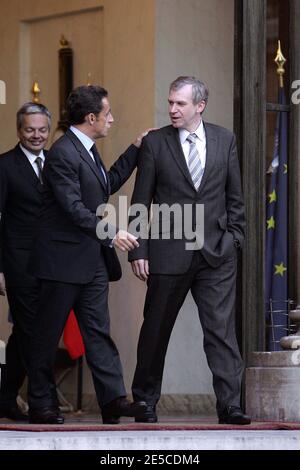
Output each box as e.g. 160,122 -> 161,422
1,419 -> 300,432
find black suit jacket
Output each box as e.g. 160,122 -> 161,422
129,123 -> 245,274
31,129 -> 138,284
0,144 -> 45,286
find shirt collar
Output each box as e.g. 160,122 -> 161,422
70,126 -> 95,153
19,143 -> 45,164
179,120 -> 205,145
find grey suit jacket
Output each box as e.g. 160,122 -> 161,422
128,122 -> 245,274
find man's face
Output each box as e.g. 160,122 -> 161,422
17,113 -> 50,155
168,84 -> 206,132
92,97 -> 114,139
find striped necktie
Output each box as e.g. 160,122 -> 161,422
186,133 -> 203,190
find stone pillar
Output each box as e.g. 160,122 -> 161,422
246,351 -> 300,421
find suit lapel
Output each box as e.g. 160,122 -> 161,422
165,126 -> 195,189
197,122 -> 217,195
15,144 -> 41,189
165,123 -> 218,193
66,129 -> 109,194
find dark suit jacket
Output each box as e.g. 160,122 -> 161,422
0,144 -> 45,286
128,122 -> 245,274
31,129 -> 138,284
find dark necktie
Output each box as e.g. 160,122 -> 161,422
35,156 -> 43,184
91,144 -> 107,186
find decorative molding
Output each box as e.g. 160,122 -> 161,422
20,6 -> 103,24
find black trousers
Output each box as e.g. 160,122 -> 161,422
132,251 -> 244,414
0,285 -> 39,405
0,325 -> 26,405
28,256 -> 126,410
0,284 -> 58,407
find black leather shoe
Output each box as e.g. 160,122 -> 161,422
135,404 -> 157,423
101,397 -> 147,424
29,407 -> 64,424
0,403 -> 28,421
218,406 -> 251,425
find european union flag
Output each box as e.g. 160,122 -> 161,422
265,87 -> 288,351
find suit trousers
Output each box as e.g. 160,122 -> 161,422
132,250 -> 244,413
0,284 -> 58,407
28,254 -> 126,410
0,325 -> 26,405
0,285 -> 39,405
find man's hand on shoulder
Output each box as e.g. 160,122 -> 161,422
0,272 -> 6,296
133,128 -> 157,148
131,259 -> 149,282
113,230 -> 139,252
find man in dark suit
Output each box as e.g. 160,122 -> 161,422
129,76 -> 251,425
27,85 -> 147,424
0,102 -> 52,421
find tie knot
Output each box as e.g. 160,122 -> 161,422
35,156 -> 43,166
187,133 -> 197,145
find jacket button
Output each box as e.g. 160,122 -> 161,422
103,197 -> 108,202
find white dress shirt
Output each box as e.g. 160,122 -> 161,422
69,125 -> 96,162
19,143 -> 45,177
179,120 -> 207,175
69,126 -> 113,244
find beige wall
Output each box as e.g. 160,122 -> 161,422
0,0 -> 235,401
95,0 -> 155,390
155,0 -> 234,129
26,8 -> 104,139
0,0 -> 155,152
1,1 -> 99,152
0,0 -> 155,396
155,0 -> 234,395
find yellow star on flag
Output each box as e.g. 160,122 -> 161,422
267,216 -> 275,230
274,262 -> 287,276
284,164 -> 288,174
268,190 -> 277,203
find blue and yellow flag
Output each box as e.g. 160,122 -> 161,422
265,87 -> 288,351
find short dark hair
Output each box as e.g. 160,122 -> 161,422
17,102 -> 51,130
67,85 -> 108,125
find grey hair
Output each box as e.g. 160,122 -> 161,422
169,76 -> 209,105
17,102 -> 51,130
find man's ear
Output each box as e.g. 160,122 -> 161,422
197,100 -> 206,115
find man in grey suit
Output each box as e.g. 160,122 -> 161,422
128,76 -> 251,425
